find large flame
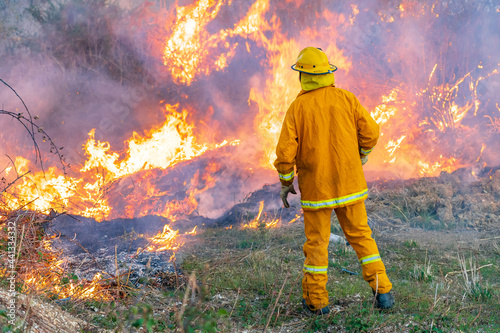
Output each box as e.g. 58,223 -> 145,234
3,104 -> 236,222
81,104 -> 209,179
2,0 -> 499,237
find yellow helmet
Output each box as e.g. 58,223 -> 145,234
291,47 -> 337,75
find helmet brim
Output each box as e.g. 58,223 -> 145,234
291,64 -> 338,75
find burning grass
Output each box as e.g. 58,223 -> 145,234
0,167 -> 498,331
1,181 -> 499,331
241,201 -> 281,230
1,162 -> 498,331
0,210 -> 114,301
55,216 -> 496,332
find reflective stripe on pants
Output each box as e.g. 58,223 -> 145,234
335,201 -> 392,293
302,208 -> 331,310
302,201 -> 392,310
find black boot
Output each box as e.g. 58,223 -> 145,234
373,291 -> 395,309
302,299 -> 330,315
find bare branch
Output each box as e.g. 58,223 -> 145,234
1,170 -> 31,194
0,109 -> 44,172
0,109 -> 67,177
0,79 -> 36,144
5,154 -> 19,178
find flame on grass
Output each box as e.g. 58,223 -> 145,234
288,213 -> 302,224
370,64 -> 499,177
0,211 -> 112,301
185,226 -> 198,235
3,104 -> 236,221
145,224 -> 199,253
242,204 -> 302,229
24,270 -> 110,301
1,157 -> 82,214
242,200 -> 280,229
146,224 -> 182,252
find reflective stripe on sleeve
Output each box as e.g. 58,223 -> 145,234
359,254 -> 381,266
360,147 -> 374,155
301,189 -> 368,209
303,265 -> 328,274
279,171 -> 294,181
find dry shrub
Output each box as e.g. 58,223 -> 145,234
369,168 -> 500,229
0,209 -> 112,301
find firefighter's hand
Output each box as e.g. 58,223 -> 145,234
280,184 -> 297,208
361,156 -> 368,165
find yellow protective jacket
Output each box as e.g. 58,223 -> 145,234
274,85 -> 379,210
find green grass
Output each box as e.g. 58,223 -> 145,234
104,224 -> 498,331
2,221 -> 498,332
169,224 -> 499,332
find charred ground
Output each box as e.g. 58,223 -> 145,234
1,167 -> 499,332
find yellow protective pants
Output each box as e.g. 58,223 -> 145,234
302,201 -> 392,309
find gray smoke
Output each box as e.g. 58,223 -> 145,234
1,0 -> 499,219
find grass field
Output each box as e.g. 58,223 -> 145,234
1,176 -> 499,332
9,215 -> 493,333
150,219 -> 499,332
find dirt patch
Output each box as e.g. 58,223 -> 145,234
367,167 -> 500,231
378,227 -> 498,252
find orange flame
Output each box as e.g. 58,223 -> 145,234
4,104 -> 234,223
81,105 -> 208,179
288,213 -> 302,224
146,224 -> 182,252
185,226 -> 198,235
22,263 -> 111,301
163,0 -> 272,85
242,200 -> 280,229
368,64 -> 498,177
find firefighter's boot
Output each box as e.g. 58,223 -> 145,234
374,291 -> 395,309
302,299 -> 330,315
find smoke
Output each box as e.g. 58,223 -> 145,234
1,0 -> 499,220
334,1 -> 500,175
0,0 -> 156,170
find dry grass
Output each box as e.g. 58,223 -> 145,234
0,289 -> 89,333
457,253 -> 494,302
367,169 -> 500,231
1,210 -> 113,300
412,250 -> 434,282
0,209 -> 119,331
1,206 -> 498,332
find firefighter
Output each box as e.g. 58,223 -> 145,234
274,47 -> 394,315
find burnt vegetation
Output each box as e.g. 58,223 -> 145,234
1,0 -> 499,332
1,148 -> 499,332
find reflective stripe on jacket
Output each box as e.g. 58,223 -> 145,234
274,85 -> 379,210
